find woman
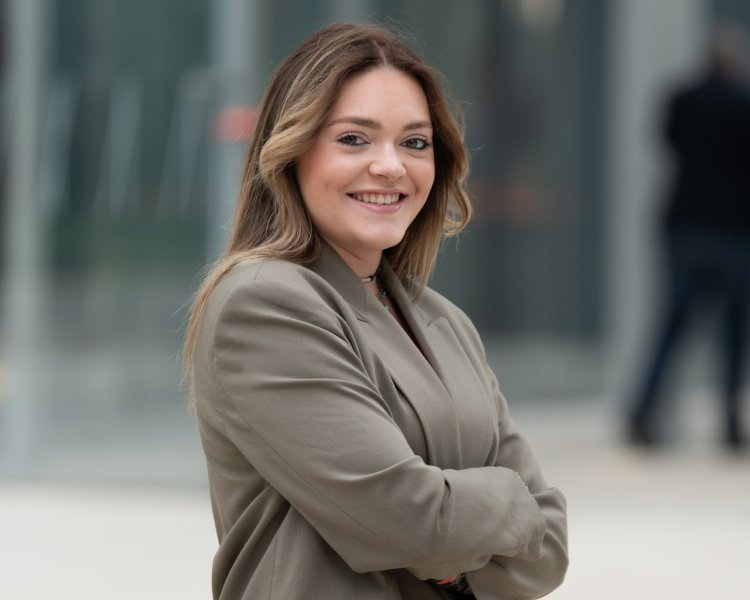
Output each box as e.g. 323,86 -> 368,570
185,23 -> 568,600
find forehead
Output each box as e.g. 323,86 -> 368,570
327,67 -> 431,121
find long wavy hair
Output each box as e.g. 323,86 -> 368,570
183,22 -> 472,374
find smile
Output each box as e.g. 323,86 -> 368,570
348,192 -> 404,205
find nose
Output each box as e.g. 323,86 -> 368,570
369,145 -> 406,180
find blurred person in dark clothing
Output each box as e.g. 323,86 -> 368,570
628,24 -> 750,450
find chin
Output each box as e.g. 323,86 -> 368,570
371,240 -> 406,255
368,230 -> 409,250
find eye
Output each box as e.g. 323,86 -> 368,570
402,136 -> 431,151
337,132 -> 367,146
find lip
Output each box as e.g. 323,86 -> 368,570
348,188 -> 408,196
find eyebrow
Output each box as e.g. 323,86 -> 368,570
326,116 -> 432,131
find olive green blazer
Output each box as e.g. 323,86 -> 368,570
193,246 -> 568,599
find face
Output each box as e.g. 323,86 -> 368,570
296,67 -> 435,275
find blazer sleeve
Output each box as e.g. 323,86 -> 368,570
451,311 -> 568,598
466,378 -> 569,599
206,278 -> 547,579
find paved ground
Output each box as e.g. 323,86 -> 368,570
516,396 -> 750,600
1,482 -> 215,599
1,393 -> 748,599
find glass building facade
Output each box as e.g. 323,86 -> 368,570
1,0 -> 745,484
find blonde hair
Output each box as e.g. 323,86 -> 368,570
183,22 -> 472,375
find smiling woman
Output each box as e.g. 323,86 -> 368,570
296,67 -> 435,280
184,22 -> 568,600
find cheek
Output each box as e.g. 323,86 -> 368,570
295,158 -> 316,205
417,162 -> 436,196
297,160 -> 333,213
416,153 -> 435,183
414,163 -> 435,213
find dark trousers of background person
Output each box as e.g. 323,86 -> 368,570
630,227 -> 750,448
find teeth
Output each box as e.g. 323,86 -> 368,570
351,193 -> 401,205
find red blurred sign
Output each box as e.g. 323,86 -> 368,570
213,105 -> 259,142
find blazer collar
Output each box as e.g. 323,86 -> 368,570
309,245 -> 373,321
309,245 -> 424,324
309,246 -> 464,467
308,244 -> 436,360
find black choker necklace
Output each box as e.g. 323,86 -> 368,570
360,271 -> 390,311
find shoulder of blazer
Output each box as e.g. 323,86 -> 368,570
209,259 -> 330,305
201,260 -> 339,332
416,287 -> 471,330
206,257 -> 368,334
416,286 -> 487,359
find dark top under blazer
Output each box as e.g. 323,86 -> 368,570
193,246 -> 568,599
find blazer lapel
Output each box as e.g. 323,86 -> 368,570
381,262 -> 498,469
310,248 -> 464,468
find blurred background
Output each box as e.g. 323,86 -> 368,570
1,0 -> 748,598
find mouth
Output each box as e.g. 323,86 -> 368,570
348,192 -> 405,206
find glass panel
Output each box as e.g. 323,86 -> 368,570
1,0 -> 211,483
1,0 -> 607,482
